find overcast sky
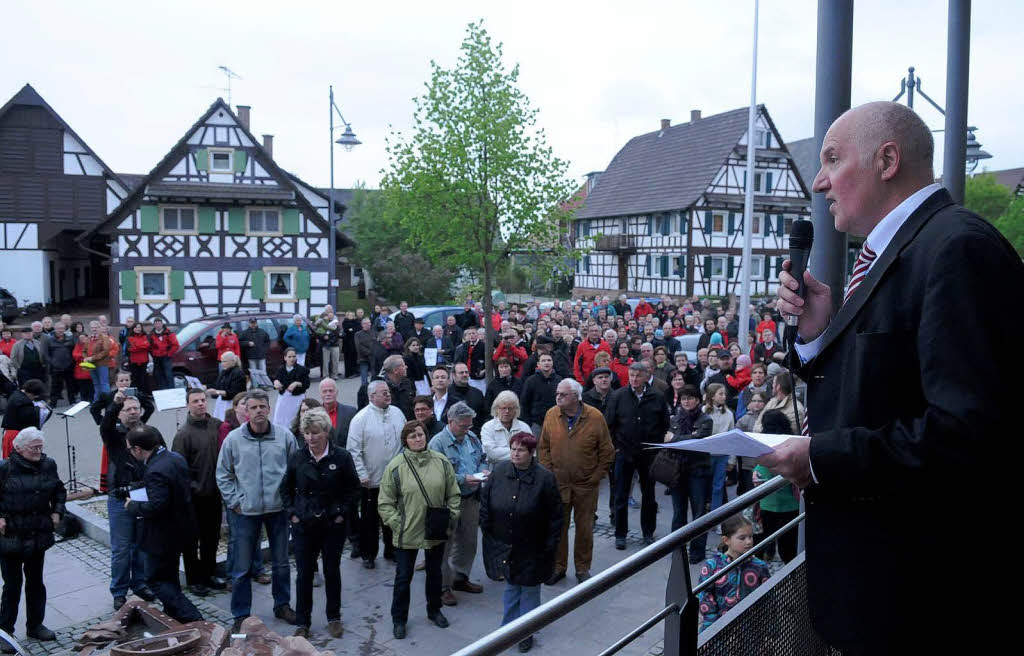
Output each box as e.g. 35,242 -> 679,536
4,0 -> 1020,191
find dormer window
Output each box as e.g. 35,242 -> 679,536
210,150 -> 232,172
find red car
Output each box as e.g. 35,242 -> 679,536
169,312 -> 321,386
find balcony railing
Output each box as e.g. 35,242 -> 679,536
593,234 -> 637,252
452,476 -> 829,656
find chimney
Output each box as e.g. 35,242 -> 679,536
660,118 -> 671,131
262,134 -> 274,158
690,109 -> 702,122
236,105 -> 251,130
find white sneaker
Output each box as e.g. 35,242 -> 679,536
313,571 -> 323,588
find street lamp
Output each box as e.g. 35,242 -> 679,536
328,85 -> 361,307
892,66 -> 991,172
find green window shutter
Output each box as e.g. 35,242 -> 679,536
776,214 -> 785,235
703,256 -> 712,278
661,256 -> 670,277
169,270 -> 185,300
764,214 -> 775,236
727,258 -> 735,279
742,170 -> 747,191
583,255 -> 590,272
120,270 -> 137,301
766,172 -> 774,193
140,205 -> 159,233
233,150 -> 248,173
296,270 -> 311,299
197,207 -> 216,234
229,208 -> 246,234
646,216 -> 653,236
583,220 -> 590,237
704,211 -> 712,234
765,130 -> 771,148
660,214 -> 670,235
644,255 -> 651,275
195,149 -> 208,172
282,208 -> 300,235
775,257 -> 784,276
250,270 -> 265,300
728,212 -> 735,235
736,213 -> 744,234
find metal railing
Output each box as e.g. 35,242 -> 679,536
452,476 -> 803,656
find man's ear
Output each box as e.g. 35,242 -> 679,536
878,141 -> 901,181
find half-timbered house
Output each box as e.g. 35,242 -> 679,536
573,106 -> 811,298
0,84 -> 130,304
79,99 -> 352,324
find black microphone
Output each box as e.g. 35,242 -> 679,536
785,220 -> 814,328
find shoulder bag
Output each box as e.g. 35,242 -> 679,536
403,453 -> 451,541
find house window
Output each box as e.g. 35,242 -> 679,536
750,255 -> 765,279
161,207 -> 196,234
710,256 -> 727,280
137,267 -> 170,303
673,255 -> 686,277
784,216 -> 794,235
657,214 -> 672,236
248,209 -> 281,235
583,255 -> 591,273
265,267 -> 297,302
210,149 -> 233,172
712,213 -> 727,235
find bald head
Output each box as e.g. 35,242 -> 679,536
846,101 -> 934,178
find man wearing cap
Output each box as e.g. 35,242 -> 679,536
412,317 -> 432,347
582,367 -> 614,414
707,348 -> 739,412
239,318 -> 270,377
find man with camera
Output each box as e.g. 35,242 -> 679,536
92,370 -> 155,495
101,390 -> 160,610
124,425 -> 203,623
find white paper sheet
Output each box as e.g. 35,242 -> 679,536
184,375 -> 205,390
644,429 -> 802,458
424,348 -> 438,367
60,400 -> 92,417
153,388 -> 187,412
129,487 -> 149,502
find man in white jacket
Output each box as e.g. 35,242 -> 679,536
347,380 -> 404,568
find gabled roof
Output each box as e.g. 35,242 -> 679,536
576,107 -> 754,219
786,137 -> 820,192
80,98 -> 348,244
983,166 -> 1024,194
0,83 -> 126,188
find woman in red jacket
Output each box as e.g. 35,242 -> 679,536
126,322 -> 152,392
72,333 -> 94,403
609,340 -> 633,384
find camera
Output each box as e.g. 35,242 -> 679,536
123,387 -> 137,398
109,482 -> 144,500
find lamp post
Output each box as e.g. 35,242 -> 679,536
328,85 -> 361,307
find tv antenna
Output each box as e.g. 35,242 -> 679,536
218,66 -> 242,105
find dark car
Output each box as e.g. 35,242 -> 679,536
170,312 -> 322,386
0,288 -> 17,323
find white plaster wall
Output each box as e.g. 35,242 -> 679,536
0,250 -> 48,303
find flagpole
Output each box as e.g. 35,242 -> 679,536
739,0 -> 759,354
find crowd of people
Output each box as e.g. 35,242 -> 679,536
0,294 -> 801,651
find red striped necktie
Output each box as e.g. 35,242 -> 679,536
801,243 -> 877,438
843,243 -> 877,305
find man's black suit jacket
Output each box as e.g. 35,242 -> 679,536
127,448 -> 198,557
795,189 -> 1022,649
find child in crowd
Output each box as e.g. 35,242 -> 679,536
697,514 -> 771,632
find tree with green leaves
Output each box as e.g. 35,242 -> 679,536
964,173 -> 1024,257
380,20 -> 576,379
993,196 -> 1024,257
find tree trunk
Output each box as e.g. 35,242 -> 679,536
482,257 -> 494,383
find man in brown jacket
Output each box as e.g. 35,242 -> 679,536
538,378 -> 615,585
171,388 -> 226,596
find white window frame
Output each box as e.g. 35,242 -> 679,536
136,266 -> 170,304
247,207 -> 282,236
711,212 -> 727,236
159,205 -> 198,235
710,256 -> 727,280
750,254 -> 765,280
264,266 -> 297,303
208,148 -> 234,173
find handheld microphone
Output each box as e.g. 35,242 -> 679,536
785,220 -> 814,327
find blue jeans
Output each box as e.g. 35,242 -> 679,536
153,357 -> 173,391
670,468 -> 710,560
224,505 -> 264,580
91,366 -> 110,402
710,455 -> 729,511
230,511 -> 290,619
501,583 -> 541,627
359,362 -> 369,385
108,495 -> 146,597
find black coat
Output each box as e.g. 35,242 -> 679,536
404,352 -> 428,384
522,351 -> 572,380
274,364 -> 310,396
1,391 -> 40,431
280,443 -> 361,524
423,335 -> 455,366
239,327 -> 270,360
48,336 -> 74,372
520,371 -> 562,426
450,382 -> 487,433
453,340 -> 487,380
484,376 -> 524,414
0,453 -> 66,557
604,384 -> 670,459
793,189 -> 1023,649
392,311 -> 417,340
329,403 -> 359,449
479,459 -> 562,586
356,375 -> 416,420
214,366 -> 247,400
127,448 -> 197,556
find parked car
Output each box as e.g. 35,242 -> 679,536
674,333 -> 701,364
170,312 -> 322,386
408,305 -> 463,330
0,288 -> 17,323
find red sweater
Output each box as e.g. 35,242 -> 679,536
493,341 -> 528,377
150,330 -> 179,358
216,333 -> 240,360
0,338 -> 15,357
609,356 -> 633,385
127,334 -> 152,365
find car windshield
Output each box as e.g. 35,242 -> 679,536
175,320 -> 214,345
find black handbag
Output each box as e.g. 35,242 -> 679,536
649,448 -> 684,488
403,453 -> 451,541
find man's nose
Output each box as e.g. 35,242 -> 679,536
812,170 -> 828,193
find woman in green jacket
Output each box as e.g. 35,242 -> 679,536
378,420 -> 461,641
